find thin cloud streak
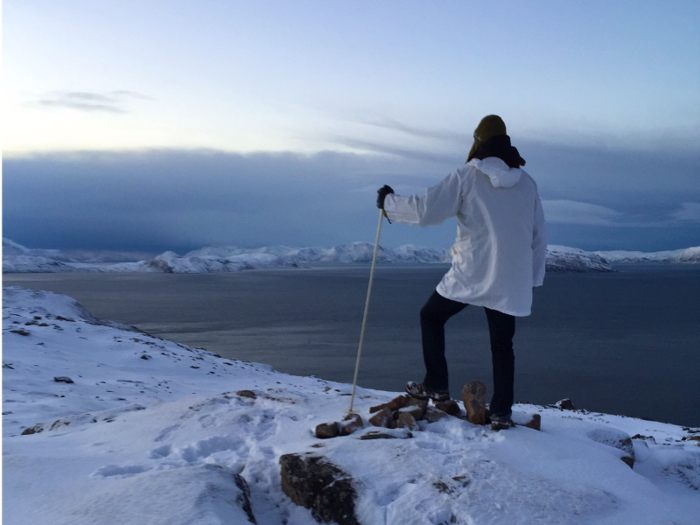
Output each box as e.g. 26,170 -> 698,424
27,90 -> 152,113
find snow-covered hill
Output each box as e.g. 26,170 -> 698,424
545,245 -> 614,272
596,246 -> 700,264
3,286 -> 700,524
6,237 -> 700,275
2,238 -> 636,274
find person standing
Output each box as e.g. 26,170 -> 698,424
376,115 -> 547,430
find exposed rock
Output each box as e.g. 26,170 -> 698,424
340,414 -> 364,436
434,400 -> 461,416
22,423 -> 45,435
398,403 -> 425,421
424,406 -> 449,423
10,329 -> 30,336
236,390 -> 257,399
233,473 -> 257,524
369,407 -> 395,428
556,398 -> 576,410
462,381 -> 487,425
369,394 -> 410,414
315,422 -> 340,439
53,376 -> 74,384
632,434 -> 656,444
397,412 -> 417,430
587,427 -> 635,468
620,456 -> 635,468
404,397 -> 429,419
524,414 -> 541,431
360,431 -> 414,440
279,453 -> 359,525
49,419 -> 71,431
513,413 -> 541,431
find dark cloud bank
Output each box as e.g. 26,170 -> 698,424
3,143 -> 699,254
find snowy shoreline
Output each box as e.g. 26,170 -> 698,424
3,285 -> 700,524
7,238 -> 698,275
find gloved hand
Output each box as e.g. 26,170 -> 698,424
376,185 -> 394,209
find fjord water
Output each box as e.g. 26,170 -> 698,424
6,264 -> 700,426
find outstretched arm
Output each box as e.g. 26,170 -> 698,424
383,171 -> 463,227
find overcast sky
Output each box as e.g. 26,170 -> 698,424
3,1 -> 699,253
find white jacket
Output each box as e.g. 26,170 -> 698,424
383,157 -> 546,316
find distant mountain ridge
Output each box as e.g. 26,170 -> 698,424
3,237 -> 699,274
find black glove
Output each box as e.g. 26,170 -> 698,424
376,185 -> 394,209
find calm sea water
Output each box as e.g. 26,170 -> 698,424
5,264 -> 700,426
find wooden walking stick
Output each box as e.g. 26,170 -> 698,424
345,209 -> 385,414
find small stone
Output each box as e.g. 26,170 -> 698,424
424,406 -> 449,423
556,398 -> 576,410
462,381 -> 487,425
22,423 -> 45,435
369,394 -> 410,414
279,454 -> 359,525
10,329 -> 30,336
236,390 -> 257,399
340,414 -> 363,436
621,456 -> 634,468
523,414 -> 541,431
398,404 -> 424,421
315,422 -> 340,439
54,376 -> 74,384
434,400 -> 461,416
360,432 -> 397,440
140,354 -> 151,360
404,397 -> 428,420
369,407 -> 395,428
397,412 -> 417,430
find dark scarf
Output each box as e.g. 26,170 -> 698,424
469,134 -> 525,168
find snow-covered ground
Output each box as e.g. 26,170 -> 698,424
3,286 -> 699,524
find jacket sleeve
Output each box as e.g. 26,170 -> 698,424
532,194 -> 547,286
383,170 -> 463,227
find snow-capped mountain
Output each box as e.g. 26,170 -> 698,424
546,245 -> 615,272
3,286 -> 700,524
5,238 -> 699,274
596,246 -> 700,264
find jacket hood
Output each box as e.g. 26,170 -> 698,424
468,157 -> 522,188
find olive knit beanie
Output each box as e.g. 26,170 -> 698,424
467,115 -> 507,162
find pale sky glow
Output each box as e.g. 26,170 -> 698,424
4,1 -> 699,155
3,1 -> 699,253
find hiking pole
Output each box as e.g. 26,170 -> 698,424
346,208 -> 385,414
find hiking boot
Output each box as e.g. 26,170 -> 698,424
405,381 -> 450,403
490,413 -> 513,431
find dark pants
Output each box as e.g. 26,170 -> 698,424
420,290 -> 516,417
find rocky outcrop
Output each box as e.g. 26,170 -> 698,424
587,427 -> 635,468
462,381 -> 488,425
280,453 -> 359,525
316,414 -> 364,438
434,400 -> 461,416
556,398 -> 576,410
